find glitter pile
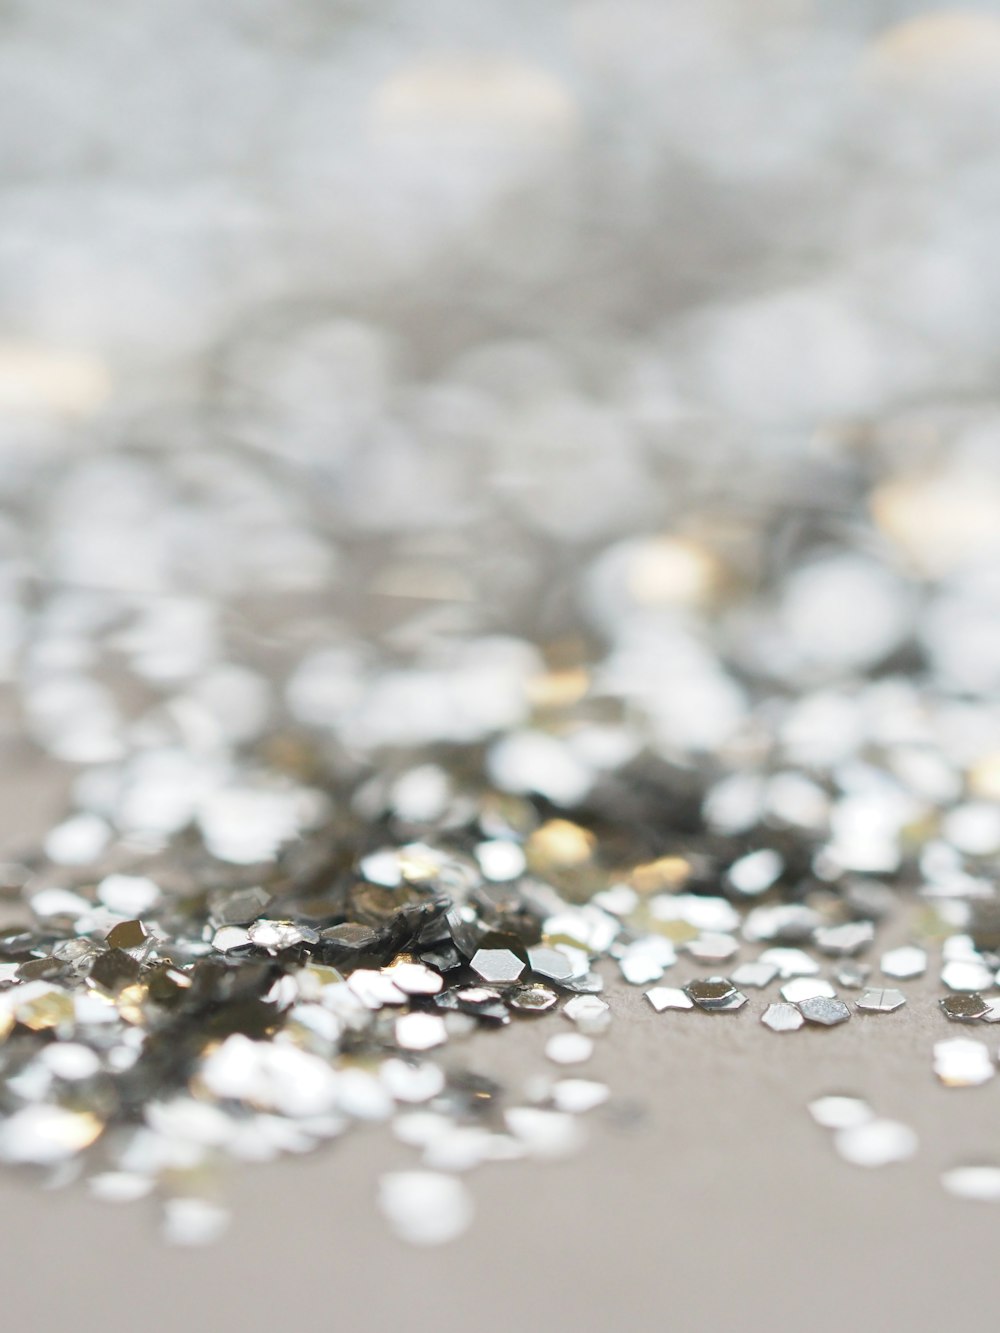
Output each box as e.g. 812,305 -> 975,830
4,0 -> 1000,1247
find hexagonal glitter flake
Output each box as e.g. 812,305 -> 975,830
780,977 -> 836,1003
880,946 -> 926,980
941,1166 -> 1000,1201
834,1119 -> 917,1167
470,949 -> 525,985
933,1038 -> 994,1088
855,988 -> 906,1013
761,1002 -> 804,1032
730,960 -> 778,989
941,960 -> 994,993
526,946 -> 579,984
940,993 -> 990,1022
684,977 -> 737,1010
644,987 -> 693,1013
797,995 -> 851,1026
508,984 -> 559,1013
562,994 -> 611,1033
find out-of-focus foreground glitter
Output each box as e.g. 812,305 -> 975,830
3,0 -> 1000,1245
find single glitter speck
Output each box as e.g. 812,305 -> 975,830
880,946 -> 927,980
562,994 -> 611,1034
855,988 -> 906,1013
933,1038 -> 994,1088
508,984 -> 559,1013
761,1002 -> 804,1032
685,977 -> 737,1010
798,996 -> 851,1027
941,1166 -> 1000,1201
730,960 -> 778,989
941,960 -> 994,993
378,1172 -> 474,1245
834,1119 -> 918,1167
808,1096 -> 873,1129
645,987 -> 694,1013
470,949 -> 525,985
551,1079 -> 609,1114
545,1033 -> 594,1065
835,962 -> 871,989
940,994 -> 989,1022
395,1012 -> 448,1051
781,977 -> 836,1003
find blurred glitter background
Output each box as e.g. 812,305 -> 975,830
4,0 -> 1000,800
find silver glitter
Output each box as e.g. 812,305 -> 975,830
780,977 -> 836,1003
798,996 -> 851,1027
526,946 -> 580,984
684,977 -> 738,1010
685,933 -> 739,963
551,1079 -> 609,1114
761,1002 -> 804,1032
729,960 -> 778,989
855,988 -> 906,1013
834,1119 -> 918,1168
880,946 -> 927,980
545,1033 -> 594,1065
562,995 -> 611,1034
380,1060 -> 446,1104
941,960 -> 994,993
382,962 -> 444,996
378,1172 -> 474,1245
835,962 -> 871,989
162,1199 -> 230,1247
504,1108 -> 586,1160
813,921 -> 874,957
727,848 -> 783,896
644,987 -> 694,1013
941,1166 -> 1000,1201
940,993 -> 990,1022
808,1096 -> 873,1129
933,1038 -> 995,1088
759,948 -> 820,979
395,1012 -> 448,1052
508,984 -> 559,1013
470,949 -> 525,986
